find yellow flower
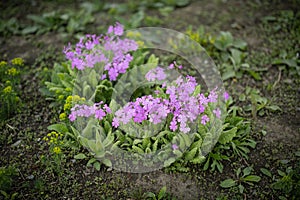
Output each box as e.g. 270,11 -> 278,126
15,96 -> 20,102
58,95 -> 64,100
126,31 -> 141,38
0,61 -> 7,67
59,113 -> 67,121
53,146 -> 61,154
3,86 -> 12,93
7,67 -> 18,76
11,58 -> 24,66
72,95 -> 81,101
66,96 -> 73,103
65,87 -> 72,92
63,103 -> 71,111
136,41 -> 145,48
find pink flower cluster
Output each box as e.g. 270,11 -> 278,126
112,67 -> 224,133
112,95 -> 170,128
63,22 -> 138,81
145,67 -> 167,81
69,102 -> 111,122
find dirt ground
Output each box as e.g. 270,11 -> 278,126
1,0 -> 299,199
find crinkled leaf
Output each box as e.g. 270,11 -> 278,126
218,127 -> 237,144
184,147 -> 198,161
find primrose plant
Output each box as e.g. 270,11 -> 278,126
52,22 -> 228,172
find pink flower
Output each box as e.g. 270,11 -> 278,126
172,144 -> 178,151
213,108 -> 221,119
113,22 -> 124,36
112,118 -> 119,128
201,115 -> 209,125
145,67 -> 167,81
107,25 -> 113,34
168,63 -> 174,69
223,92 -> 229,101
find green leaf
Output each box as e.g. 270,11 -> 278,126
176,0 -> 190,7
242,175 -> 261,182
132,145 -> 144,154
239,94 -> 246,101
158,186 -> 167,200
220,179 -> 236,188
101,158 -> 112,167
191,156 -> 206,164
247,70 -> 262,81
218,127 -> 237,144
164,157 -> 176,167
104,121 -> 112,134
93,161 -> 101,171
184,147 -> 198,161
203,156 -> 210,171
152,140 -> 158,152
272,59 -> 298,68
222,70 -> 235,81
260,168 -> 272,178
103,131 -> 114,147
230,49 -> 242,65
242,167 -> 252,176
238,184 -> 245,194
192,85 -> 201,96
27,14 -> 48,25
233,39 -> 247,50
266,105 -> 282,112
22,26 -> 38,35
47,123 -> 68,133
144,192 -> 156,199
87,158 -> 96,166
74,153 -> 87,159
277,170 -> 286,177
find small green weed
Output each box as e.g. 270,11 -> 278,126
220,166 -> 261,194
0,166 -> 18,199
272,160 -> 300,200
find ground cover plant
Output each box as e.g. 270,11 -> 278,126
0,0 -> 299,199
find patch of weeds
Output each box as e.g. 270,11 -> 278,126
104,0 -> 191,15
106,0 -> 190,28
0,18 -> 22,37
0,2 -> 102,37
0,165 -> 19,199
40,62 -> 77,108
142,186 -> 176,200
238,87 -> 281,117
272,49 -> 300,77
25,6 -> 94,35
220,166 -> 261,194
0,58 -> 24,120
115,10 -> 163,29
202,113 -> 256,173
186,26 -> 263,81
261,10 -> 300,77
272,160 -> 300,200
